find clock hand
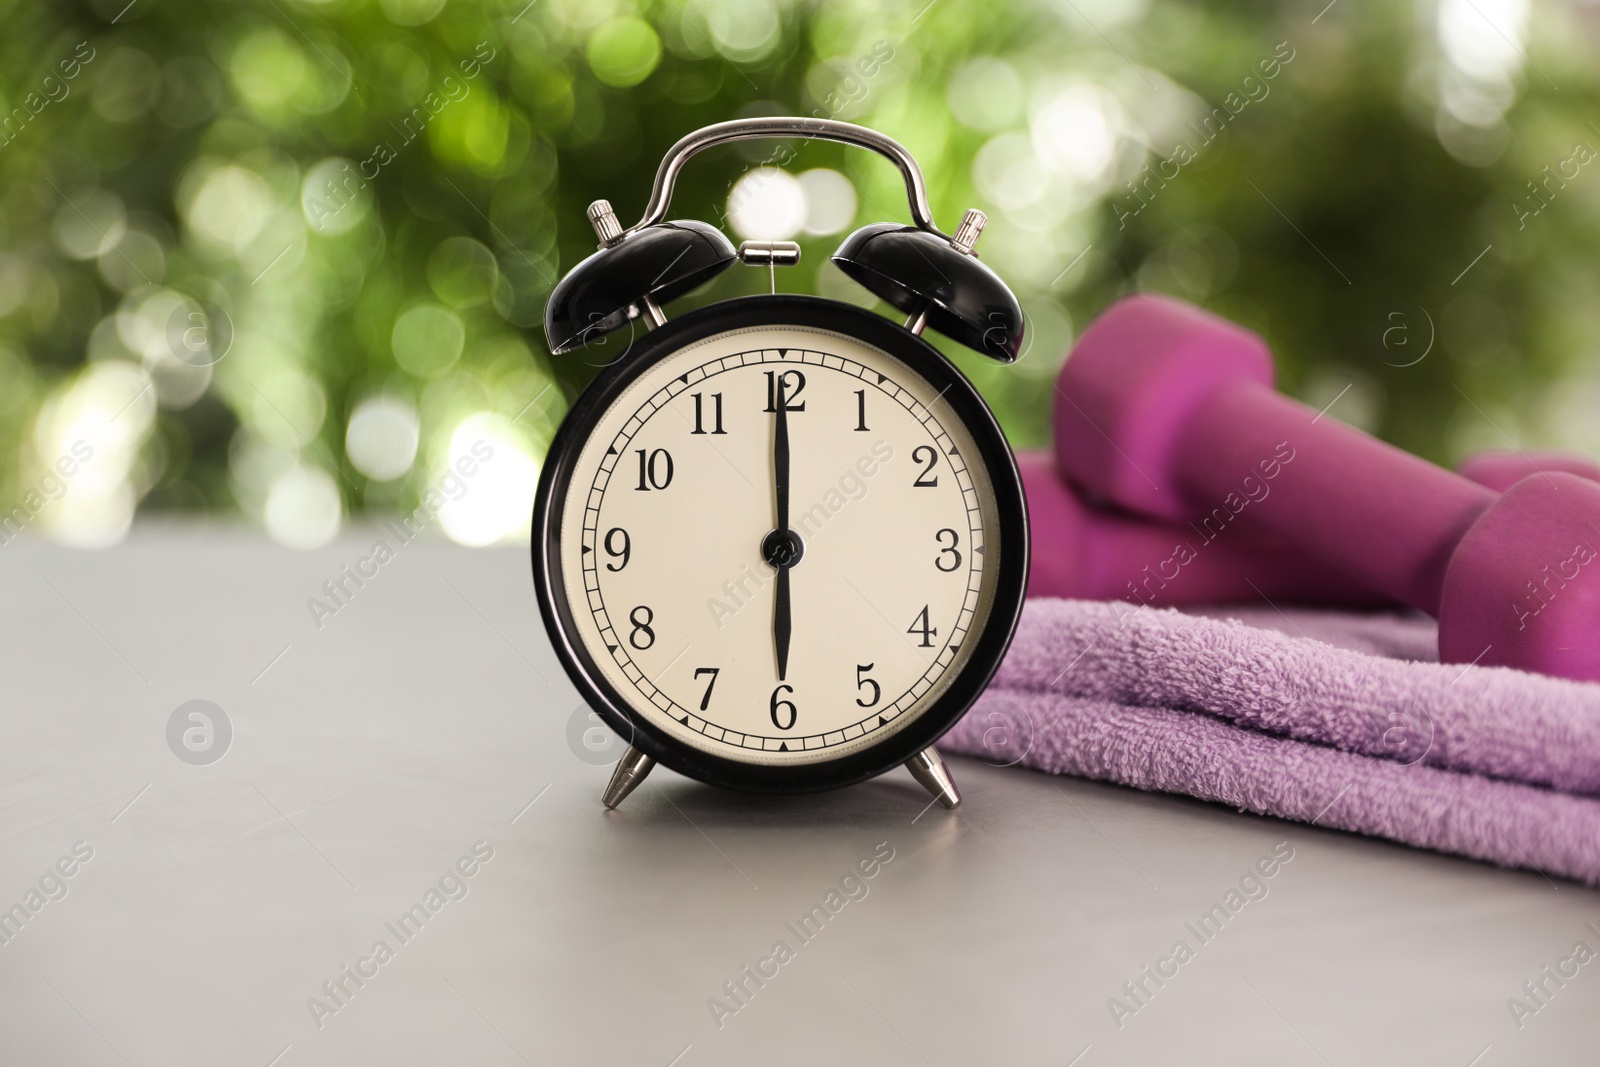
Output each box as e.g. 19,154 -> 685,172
774,566 -> 791,682
774,374 -> 790,533
772,374 -> 792,681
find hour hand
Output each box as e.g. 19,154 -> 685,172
763,521 -> 801,682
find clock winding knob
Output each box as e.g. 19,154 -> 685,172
587,199 -> 625,247
949,209 -> 987,256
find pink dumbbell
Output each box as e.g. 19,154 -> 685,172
1018,451 -> 1392,607
1054,293 -> 1600,681
1020,447 -> 1593,609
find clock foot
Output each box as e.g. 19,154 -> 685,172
905,746 -> 961,810
602,746 -> 655,809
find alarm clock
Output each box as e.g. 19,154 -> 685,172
532,117 -> 1029,810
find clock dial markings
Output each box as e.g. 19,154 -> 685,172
564,327 -> 996,764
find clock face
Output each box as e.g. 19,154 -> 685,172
535,297 -> 1027,790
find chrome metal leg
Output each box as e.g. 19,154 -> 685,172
905,746 -> 961,809
602,746 -> 654,809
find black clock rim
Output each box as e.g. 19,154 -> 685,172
530,294 -> 1030,796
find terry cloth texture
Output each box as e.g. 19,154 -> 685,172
943,599 -> 1600,886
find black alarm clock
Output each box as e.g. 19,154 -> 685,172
531,117 -> 1028,810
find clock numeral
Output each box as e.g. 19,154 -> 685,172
603,527 -> 631,571
853,389 -> 869,432
628,605 -> 656,650
763,370 -> 807,412
907,605 -> 937,648
855,664 -> 881,708
693,667 -> 720,711
935,528 -> 962,572
691,392 -> 725,435
769,684 -> 798,730
634,448 -> 674,491
912,445 -> 939,487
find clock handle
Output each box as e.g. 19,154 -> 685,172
624,117 -> 951,242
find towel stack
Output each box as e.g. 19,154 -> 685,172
943,598 -> 1600,886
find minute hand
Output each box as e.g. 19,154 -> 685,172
773,378 -> 792,681
774,377 -> 790,533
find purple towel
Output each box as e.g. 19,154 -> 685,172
943,599 -> 1600,886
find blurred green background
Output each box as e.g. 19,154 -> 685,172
2,0 -> 1597,549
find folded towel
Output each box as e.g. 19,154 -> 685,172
991,599 -> 1600,793
1182,604 -> 1440,662
944,599 -> 1600,886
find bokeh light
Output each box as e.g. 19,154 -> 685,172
437,412 -> 540,547
798,169 -> 857,236
30,360 -> 156,548
264,465 -> 342,549
1031,85 -> 1119,187
587,17 -> 663,88
346,396 -> 421,482
948,58 -> 1025,133
230,29 -> 307,117
393,304 -> 466,379
428,237 -> 499,308
378,0 -> 447,27
973,132 -> 1049,214
302,158 -> 372,236
250,367 -> 327,450
727,168 -> 807,240
1438,0 -> 1527,87
185,164 -> 272,256
705,0 -> 781,64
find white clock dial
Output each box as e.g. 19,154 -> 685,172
558,324 -> 1002,765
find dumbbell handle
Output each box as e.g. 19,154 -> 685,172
1175,382 -> 1496,614
1019,452 -> 1393,607
1026,447 -> 1593,608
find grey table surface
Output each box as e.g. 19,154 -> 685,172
2,527 -> 1596,1066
